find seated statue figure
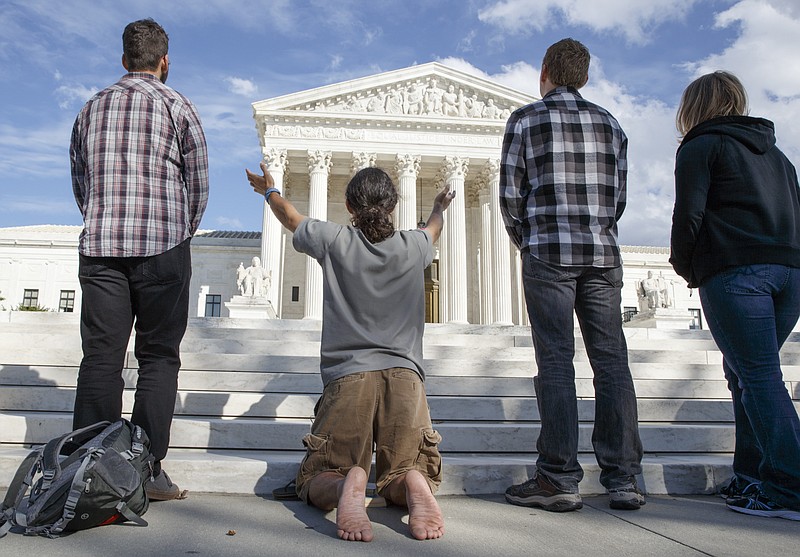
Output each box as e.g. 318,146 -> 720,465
241,256 -> 271,298
639,271 -> 660,309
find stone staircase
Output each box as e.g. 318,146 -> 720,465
2,312 -> 799,497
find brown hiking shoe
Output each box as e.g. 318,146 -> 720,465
146,470 -> 188,501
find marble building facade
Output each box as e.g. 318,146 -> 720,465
0,63 -> 707,328
251,62 -> 531,325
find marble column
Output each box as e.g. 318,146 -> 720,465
261,148 -> 287,314
440,156 -> 469,324
395,154 -> 420,231
486,158 -> 513,325
438,195 -> 449,323
473,178 -> 493,324
304,150 -> 332,319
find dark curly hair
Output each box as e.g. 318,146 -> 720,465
123,18 -> 168,72
346,167 -> 397,244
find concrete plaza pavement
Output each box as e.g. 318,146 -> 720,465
1,492 -> 797,556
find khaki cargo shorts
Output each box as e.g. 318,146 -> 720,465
295,367 -> 442,504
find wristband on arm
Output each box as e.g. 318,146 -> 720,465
264,188 -> 281,204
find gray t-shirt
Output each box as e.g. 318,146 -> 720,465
293,218 -> 433,385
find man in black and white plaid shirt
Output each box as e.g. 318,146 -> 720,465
500,38 -> 644,513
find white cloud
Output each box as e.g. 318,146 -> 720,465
362,26 -> 382,46
436,56 -> 491,79
683,0 -> 800,161
585,79 -> 678,247
0,121 -> 74,177
765,0 -> 800,17
225,77 -> 258,97
479,0 -> 699,44
215,216 -> 244,230
458,29 -> 478,52
0,196 -> 76,216
454,0 -> 800,246
55,83 -> 99,109
328,55 -> 344,71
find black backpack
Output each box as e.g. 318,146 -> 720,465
0,419 -> 153,538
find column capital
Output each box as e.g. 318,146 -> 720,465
473,157 -> 501,195
351,152 -> 377,176
394,154 -> 421,177
263,148 -> 288,173
439,155 -> 469,183
469,179 -> 489,204
307,150 -> 332,174
481,157 -> 501,179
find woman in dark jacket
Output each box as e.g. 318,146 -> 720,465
670,70 -> 800,520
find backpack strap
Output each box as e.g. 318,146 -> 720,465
40,421 -> 111,489
46,446 -> 105,537
116,502 -> 148,527
0,447 -> 44,538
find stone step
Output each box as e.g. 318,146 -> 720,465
0,365 -> 749,398
0,445 -> 732,497
0,345 -> 721,367
6,343 -> 800,381
1,386 -> 759,421
5,360 -> 800,389
0,412 -> 735,453
5,313 -> 799,343
0,320 -> 718,350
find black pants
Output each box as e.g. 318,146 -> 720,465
73,239 -> 192,466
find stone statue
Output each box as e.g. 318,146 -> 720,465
240,256 -> 271,298
385,88 -> 404,114
482,98 -> 500,119
442,85 -> 459,116
405,81 -> 425,115
424,79 -> 444,115
467,94 -> 485,118
366,94 -> 385,114
309,82 -> 514,121
457,89 -> 468,117
236,262 -> 247,296
639,271 -> 660,310
657,272 -> 674,308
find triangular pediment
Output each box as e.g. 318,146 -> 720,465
252,62 -> 535,122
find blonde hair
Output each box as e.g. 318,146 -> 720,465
676,71 -> 748,137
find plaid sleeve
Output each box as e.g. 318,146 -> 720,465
499,113 -> 527,249
69,111 -> 86,213
181,101 -> 209,234
615,132 -> 628,221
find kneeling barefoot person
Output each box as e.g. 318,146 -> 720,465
246,162 -> 453,541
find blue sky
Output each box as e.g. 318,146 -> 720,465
1,0 -> 799,246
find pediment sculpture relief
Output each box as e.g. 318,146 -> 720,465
292,77 -> 516,120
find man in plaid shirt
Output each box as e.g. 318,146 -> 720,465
70,18 -> 208,501
500,38 -> 644,512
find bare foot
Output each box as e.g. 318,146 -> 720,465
336,467 -> 373,542
405,470 -> 445,540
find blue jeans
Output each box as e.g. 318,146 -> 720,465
700,264 -> 800,509
73,239 -> 192,466
521,253 -> 643,491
